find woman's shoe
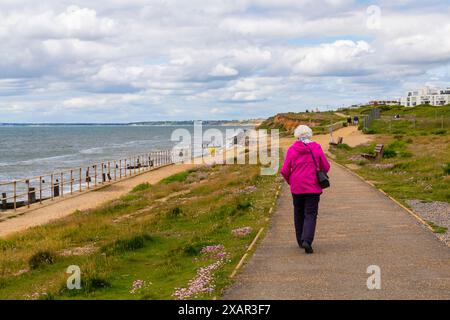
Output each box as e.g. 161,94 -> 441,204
301,241 -> 314,254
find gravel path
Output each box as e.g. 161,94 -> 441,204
406,200 -> 450,246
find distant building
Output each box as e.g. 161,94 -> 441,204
400,86 -> 450,107
368,100 -> 400,106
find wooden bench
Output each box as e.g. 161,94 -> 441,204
361,144 -> 384,161
329,137 -> 343,146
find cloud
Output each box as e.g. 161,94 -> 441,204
209,64 -> 239,77
0,1 -> 449,122
290,40 -> 373,76
0,5 -> 115,40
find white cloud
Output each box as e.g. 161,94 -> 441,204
209,64 -> 239,77
290,40 -> 373,76
0,1 -> 449,121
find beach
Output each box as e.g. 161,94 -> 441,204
0,125 -> 370,238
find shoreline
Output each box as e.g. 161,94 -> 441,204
0,126 -> 371,238
0,162 -> 197,238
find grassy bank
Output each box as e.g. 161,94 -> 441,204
0,163 -> 280,299
330,135 -> 449,203
331,105 -> 449,201
339,104 -> 450,135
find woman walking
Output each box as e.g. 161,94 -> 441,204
280,125 -> 330,254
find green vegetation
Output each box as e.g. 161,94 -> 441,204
330,104 -> 450,204
131,183 -> 151,192
0,163 -> 279,300
339,104 -> 450,135
28,251 -> 56,270
330,135 -> 450,202
330,134 -> 450,203
159,171 -> 190,184
443,163 -> 450,175
426,220 -> 448,234
258,111 -> 344,135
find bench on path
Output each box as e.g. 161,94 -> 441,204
329,137 -> 343,146
361,144 -> 384,161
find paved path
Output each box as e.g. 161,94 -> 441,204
223,162 -> 450,299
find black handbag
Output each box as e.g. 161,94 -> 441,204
305,143 -> 330,189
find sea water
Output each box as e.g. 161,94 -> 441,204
0,124 -> 248,182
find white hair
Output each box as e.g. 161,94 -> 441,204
294,125 -> 313,140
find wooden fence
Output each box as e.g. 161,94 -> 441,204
0,149 -> 187,212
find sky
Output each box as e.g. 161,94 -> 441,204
0,0 -> 449,123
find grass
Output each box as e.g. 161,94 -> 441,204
330,104 -> 450,204
329,135 -> 450,203
425,221 -> 448,234
338,104 -> 450,118
0,163 -> 280,300
258,111 -> 345,135
159,171 -> 190,184
339,104 -> 450,135
131,183 -> 151,192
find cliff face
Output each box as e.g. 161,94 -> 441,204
259,114 -> 321,134
273,115 -> 321,133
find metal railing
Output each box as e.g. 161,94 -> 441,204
0,149 -> 188,212
363,108 -> 381,130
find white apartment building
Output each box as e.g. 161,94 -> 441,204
400,86 -> 450,107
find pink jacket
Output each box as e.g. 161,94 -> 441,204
280,141 -> 330,194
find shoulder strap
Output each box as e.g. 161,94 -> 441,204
303,142 -> 319,171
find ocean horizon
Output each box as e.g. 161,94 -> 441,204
0,124 -> 250,183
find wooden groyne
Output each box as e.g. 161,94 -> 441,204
0,149 -> 188,212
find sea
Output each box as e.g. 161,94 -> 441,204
0,124 -> 249,183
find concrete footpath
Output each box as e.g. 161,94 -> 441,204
223,162 -> 450,299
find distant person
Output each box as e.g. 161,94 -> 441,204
353,116 -> 359,125
347,117 -> 352,125
280,125 -> 330,254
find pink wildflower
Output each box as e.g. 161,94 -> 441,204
232,226 -> 252,237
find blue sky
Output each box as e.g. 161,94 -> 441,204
0,0 -> 449,122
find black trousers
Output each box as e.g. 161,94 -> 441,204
292,193 -> 321,247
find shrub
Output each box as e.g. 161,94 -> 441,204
432,129 -> 447,135
443,163 -> 450,175
84,277 -> 111,292
382,149 -> 397,158
167,207 -> 182,218
160,172 -> 189,184
28,251 -> 56,269
363,128 -> 376,134
101,234 -> 153,255
183,243 -> 207,256
237,200 -> 252,211
132,183 -> 151,192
